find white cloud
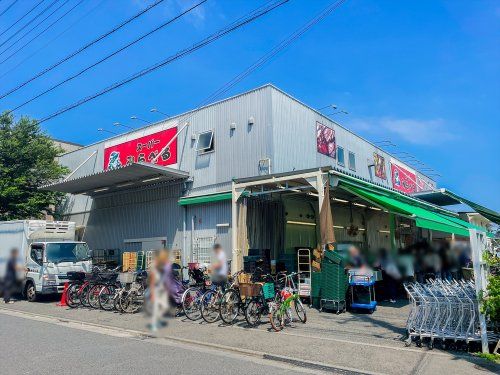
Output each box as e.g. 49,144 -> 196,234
345,117 -> 458,146
165,0 -> 207,28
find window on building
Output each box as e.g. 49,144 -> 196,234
337,146 -> 345,166
196,130 -> 214,153
348,151 -> 356,171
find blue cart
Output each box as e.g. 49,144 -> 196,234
348,270 -> 377,314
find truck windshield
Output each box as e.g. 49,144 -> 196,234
45,243 -> 89,263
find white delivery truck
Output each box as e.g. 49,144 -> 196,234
0,220 -> 92,301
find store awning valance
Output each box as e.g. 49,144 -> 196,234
41,162 -> 189,196
414,189 -> 500,225
178,192 -> 233,206
335,177 -> 480,237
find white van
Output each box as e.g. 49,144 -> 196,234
0,220 -> 92,301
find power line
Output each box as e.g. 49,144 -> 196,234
0,0 -> 68,57
202,0 -> 347,108
0,0 -> 105,80
0,0 -> 18,18
0,0 -> 45,39
150,0 -> 347,163
8,0 -> 207,109
0,0 -> 166,100
37,0 -> 290,123
0,0 -> 59,51
0,0 -> 85,65
0,0 -> 57,49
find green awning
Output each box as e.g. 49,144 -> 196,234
442,190 -> 500,225
178,192 -> 232,206
339,182 -> 474,237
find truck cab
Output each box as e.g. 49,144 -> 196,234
25,241 -> 92,301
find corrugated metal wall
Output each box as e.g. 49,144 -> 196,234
57,84 -> 434,258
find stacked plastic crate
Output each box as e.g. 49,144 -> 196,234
319,251 -> 348,313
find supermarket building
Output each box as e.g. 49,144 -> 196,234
44,84 -> 496,271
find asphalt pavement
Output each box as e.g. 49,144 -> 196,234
0,298 -> 498,375
0,313 -> 324,375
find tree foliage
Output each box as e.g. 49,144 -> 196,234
0,112 -> 68,220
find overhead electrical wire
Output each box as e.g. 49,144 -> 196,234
0,0 -> 85,65
37,0 -> 290,123
151,0 -> 348,160
0,0 -> 59,50
0,0 -> 105,80
0,0 -> 166,100
7,0 -> 207,109
0,0 -> 45,39
0,0 -> 69,57
0,0 -> 18,18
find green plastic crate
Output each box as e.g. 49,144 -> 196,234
262,282 -> 275,300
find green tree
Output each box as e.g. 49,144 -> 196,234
0,112 -> 68,220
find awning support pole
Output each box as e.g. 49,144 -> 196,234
469,229 -> 489,353
389,213 -> 396,252
231,184 -> 246,273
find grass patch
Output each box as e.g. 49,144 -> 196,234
474,352 -> 500,364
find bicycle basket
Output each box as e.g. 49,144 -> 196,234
239,282 -> 262,297
262,282 -> 275,300
118,272 -> 136,284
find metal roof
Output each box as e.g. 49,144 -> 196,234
412,189 -> 460,206
41,162 -> 189,196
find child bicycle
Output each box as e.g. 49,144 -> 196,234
269,272 -> 307,331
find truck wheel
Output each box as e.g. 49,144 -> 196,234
25,282 -> 37,302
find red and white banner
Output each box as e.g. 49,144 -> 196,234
390,160 -> 416,194
104,127 -> 177,170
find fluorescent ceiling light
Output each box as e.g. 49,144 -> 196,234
93,187 -> 109,193
333,225 -> 345,229
332,198 -> 349,203
142,176 -> 162,183
116,182 -> 134,188
287,220 -> 316,226
353,203 -> 366,208
369,206 -> 382,211
378,230 -> 390,234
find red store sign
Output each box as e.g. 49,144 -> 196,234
390,162 -> 416,194
104,127 -> 178,170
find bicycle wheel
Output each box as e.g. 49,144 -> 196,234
98,285 -> 117,311
220,289 -> 240,324
66,283 -> 81,308
182,287 -> 203,321
294,299 -> 307,323
121,290 -> 143,314
244,299 -> 263,327
87,284 -> 104,309
201,289 -> 220,323
80,283 -> 92,307
269,304 -> 285,332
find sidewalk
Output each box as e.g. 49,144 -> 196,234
1,299 -> 497,375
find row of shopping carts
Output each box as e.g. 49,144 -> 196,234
404,279 -> 498,350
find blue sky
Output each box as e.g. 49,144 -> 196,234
1,0 -> 499,210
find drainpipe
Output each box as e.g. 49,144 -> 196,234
191,215 -> 196,263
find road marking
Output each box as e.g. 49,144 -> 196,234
0,308 -> 380,375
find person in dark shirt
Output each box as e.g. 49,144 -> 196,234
4,248 -> 20,304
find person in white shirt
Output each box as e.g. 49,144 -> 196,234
211,244 -> 228,287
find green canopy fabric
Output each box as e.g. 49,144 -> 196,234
178,192 -> 232,206
442,189 -> 500,225
339,182 -> 475,237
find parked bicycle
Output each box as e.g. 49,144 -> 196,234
269,272 -> 307,331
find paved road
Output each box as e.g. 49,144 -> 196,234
0,313 -> 325,375
1,300 -> 498,375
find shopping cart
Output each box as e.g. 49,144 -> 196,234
403,279 -> 499,350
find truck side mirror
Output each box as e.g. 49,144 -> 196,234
87,249 -> 93,258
